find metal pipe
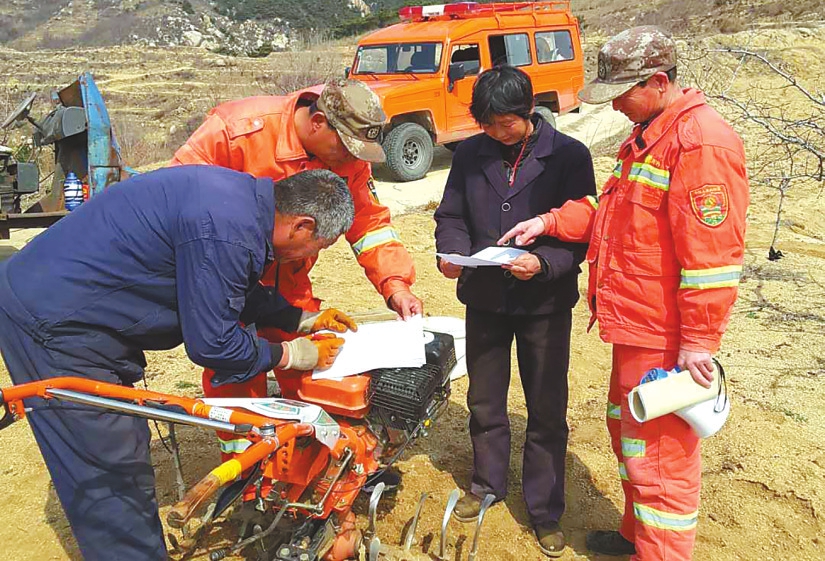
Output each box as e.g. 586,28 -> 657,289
46,389 -> 239,433
285,448 -> 354,514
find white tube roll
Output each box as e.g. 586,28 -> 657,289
628,364 -> 721,423
675,395 -> 731,438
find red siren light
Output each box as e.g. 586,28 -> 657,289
398,2 -> 570,22
398,3 -> 480,21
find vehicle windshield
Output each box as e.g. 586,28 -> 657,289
354,43 -> 443,75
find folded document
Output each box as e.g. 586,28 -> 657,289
437,246 -> 527,268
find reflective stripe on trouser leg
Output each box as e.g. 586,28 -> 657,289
202,367 -> 270,501
614,344 -> 701,561
607,354 -> 636,542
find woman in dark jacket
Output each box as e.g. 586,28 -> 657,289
434,65 -> 596,557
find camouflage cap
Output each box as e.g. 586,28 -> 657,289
316,79 -> 387,163
579,26 -> 677,105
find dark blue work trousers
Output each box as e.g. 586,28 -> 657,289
465,307 -> 572,527
0,305 -> 166,560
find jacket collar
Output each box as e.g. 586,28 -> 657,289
255,177 -> 276,263
479,115 -> 558,200
477,114 -> 558,159
623,88 -> 706,158
274,91 -> 319,163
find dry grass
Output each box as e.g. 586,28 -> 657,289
572,0 -> 825,36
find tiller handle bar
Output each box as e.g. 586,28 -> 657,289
0,377 -> 314,528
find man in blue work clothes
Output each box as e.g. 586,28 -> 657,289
0,165 -> 357,560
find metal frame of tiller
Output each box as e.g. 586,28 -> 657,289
0,376 -> 497,561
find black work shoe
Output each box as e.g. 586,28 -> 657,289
453,493 -> 484,522
362,468 -> 402,495
586,530 -> 636,556
535,522 -> 566,558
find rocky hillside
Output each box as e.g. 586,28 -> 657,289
2,0 -> 823,56
0,0 -> 406,55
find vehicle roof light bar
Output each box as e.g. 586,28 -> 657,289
398,2 -> 571,22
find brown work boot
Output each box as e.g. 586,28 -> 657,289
453,493 -> 484,522
586,530 -> 636,556
534,522 -> 566,558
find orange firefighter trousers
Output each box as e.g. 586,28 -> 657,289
609,344 -> 701,561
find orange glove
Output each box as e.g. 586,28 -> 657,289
298,309 -> 358,334
281,334 -> 345,371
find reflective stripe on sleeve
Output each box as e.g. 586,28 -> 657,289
352,226 -> 402,256
680,265 -> 743,289
587,195 -> 600,210
634,503 -> 698,531
607,401 -> 621,420
621,437 -> 646,458
612,160 -> 622,179
218,437 -> 252,455
619,462 -> 629,481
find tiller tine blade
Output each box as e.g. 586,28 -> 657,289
437,488 -> 461,560
368,536 -> 382,561
468,494 -> 496,561
365,481 -> 386,543
403,492 -> 429,552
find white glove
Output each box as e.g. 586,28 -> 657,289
281,338 -> 318,370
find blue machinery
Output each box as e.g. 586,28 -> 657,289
0,72 -> 128,239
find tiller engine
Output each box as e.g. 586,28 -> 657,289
0,330 -> 492,561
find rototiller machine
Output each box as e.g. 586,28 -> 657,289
0,329 -> 496,561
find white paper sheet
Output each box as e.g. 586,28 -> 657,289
311,314 -> 426,380
437,246 -> 527,268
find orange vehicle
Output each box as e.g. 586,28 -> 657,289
348,1 -> 585,181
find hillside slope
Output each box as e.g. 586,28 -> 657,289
0,0 -> 380,54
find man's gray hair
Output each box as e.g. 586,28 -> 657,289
273,169 -> 355,240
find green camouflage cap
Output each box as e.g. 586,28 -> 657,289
316,79 -> 387,163
579,26 -> 677,105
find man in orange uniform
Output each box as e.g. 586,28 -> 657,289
171,79 -> 421,459
500,27 -> 748,560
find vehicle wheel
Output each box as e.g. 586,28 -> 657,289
382,122 -> 434,182
444,141 -> 461,152
534,105 -> 557,129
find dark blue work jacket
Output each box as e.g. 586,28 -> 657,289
0,165 -> 298,386
435,117 -> 596,315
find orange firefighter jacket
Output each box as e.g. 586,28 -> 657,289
170,91 -> 415,312
541,89 -> 748,352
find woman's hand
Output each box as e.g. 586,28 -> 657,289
504,253 -> 542,281
438,257 -> 464,279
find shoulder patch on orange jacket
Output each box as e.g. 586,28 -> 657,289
690,184 -> 729,227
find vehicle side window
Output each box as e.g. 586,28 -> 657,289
450,44 -> 481,75
535,31 -> 575,63
488,33 -> 532,67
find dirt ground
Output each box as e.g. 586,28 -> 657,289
1,26 -> 825,561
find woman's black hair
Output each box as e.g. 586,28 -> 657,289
470,65 -> 534,126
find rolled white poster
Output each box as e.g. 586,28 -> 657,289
628,363 -> 721,423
